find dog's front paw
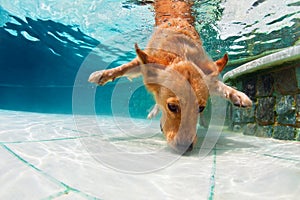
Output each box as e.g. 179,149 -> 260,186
230,91 -> 252,108
88,70 -> 115,85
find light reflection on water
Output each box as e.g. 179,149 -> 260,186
193,0 -> 300,65
1,0 -> 299,64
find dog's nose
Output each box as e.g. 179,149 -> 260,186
177,142 -> 194,154
186,143 -> 193,152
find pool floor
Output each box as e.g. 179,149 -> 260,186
0,109 -> 299,199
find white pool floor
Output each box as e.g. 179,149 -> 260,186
0,109 -> 299,200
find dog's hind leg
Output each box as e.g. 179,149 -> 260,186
88,58 -> 141,85
147,104 -> 160,119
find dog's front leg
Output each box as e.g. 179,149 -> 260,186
88,58 -> 141,85
208,78 -> 252,107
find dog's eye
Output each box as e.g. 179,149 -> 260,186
167,103 -> 179,113
198,106 -> 205,113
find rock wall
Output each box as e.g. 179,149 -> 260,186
226,65 -> 300,141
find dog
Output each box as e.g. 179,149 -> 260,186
88,0 -> 252,153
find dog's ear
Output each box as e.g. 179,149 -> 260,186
143,65 -> 169,96
135,43 -> 166,93
215,53 -> 228,73
135,43 -> 157,64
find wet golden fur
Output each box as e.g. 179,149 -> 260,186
89,0 -> 252,153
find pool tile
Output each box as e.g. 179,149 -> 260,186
1,110 -> 300,200
7,139 -> 214,200
0,146 -> 63,199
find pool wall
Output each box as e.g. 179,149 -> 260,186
224,46 -> 300,141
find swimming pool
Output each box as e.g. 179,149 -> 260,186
0,0 -> 300,199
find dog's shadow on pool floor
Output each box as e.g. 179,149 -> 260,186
184,127 -> 258,157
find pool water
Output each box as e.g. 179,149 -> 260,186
0,0 -> 299,114
0,0 -> 300,199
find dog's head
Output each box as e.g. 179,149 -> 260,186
135,44 -> 228,153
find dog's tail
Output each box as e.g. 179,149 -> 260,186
154,0 -> 194,26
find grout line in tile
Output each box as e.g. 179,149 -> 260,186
1,144 -> 101,200
208,146 -> 217,200
0,134 -> 101,145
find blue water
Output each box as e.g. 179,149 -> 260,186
0,0 -> 299,115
